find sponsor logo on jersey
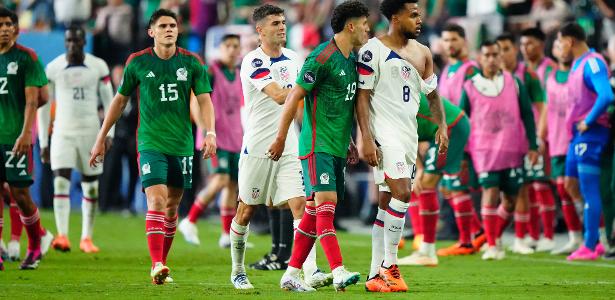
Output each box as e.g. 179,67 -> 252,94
303,71 -> 315,83
7,62 -> 18,75
142,163 -> 151,175
339,70 -> 346,76
362,50 -> 372,62
19,169 -> 27,176
359,80 -> 365,85
146,71 -> 155,78
252,188 -> 260,199
357,62 -> 373,76
177,68 -> 188,81
320,173 -> 330,185
250,68 -> 271,80
251,58 -> 263,68
279,66 -> 289,82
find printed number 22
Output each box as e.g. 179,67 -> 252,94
403,86 -> 410,102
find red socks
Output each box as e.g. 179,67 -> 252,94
187,201 -> 205,223
556,181 -> 582,232
146,211 -> 165,267
316,202 -> 342,271
496,204 -> 511,238
220,206 -> 236,235
514,212 -> 530,239
408,193 -> 422,235
288,205 -> 317,269
162,214 -> 177,265
20,208 -> 42,252
534,183 -> 555,239
10,200 -> 22,241
419,190 -> 439,244
481,205 -> 498,247
527,185 -> 540,240
452,193 -> 473,244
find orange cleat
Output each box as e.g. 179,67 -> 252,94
398,238 -> 406,250
365,275 -> 392,292
412,234 -> 423,251
379,265 -> 408,292
80,238 -> 100,253
472,233 -> 487,252
51,235 -> 71,252
437,243 -> 477,256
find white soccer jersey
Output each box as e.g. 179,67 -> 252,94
240,47 -> 300,158
38,53 -> 114,148
357,38 -> 434,152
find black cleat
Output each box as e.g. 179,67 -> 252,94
19,251 -> 42,270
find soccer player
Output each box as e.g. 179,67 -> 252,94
497,33 -> 546,253
89,9 -> 217,284
37,25 -> 113,254
355,0 -> 447,292
179,33 -> 243,248
228,4 -> 330,290
544,40 -> 583,255
270,0 -> 369,292
556,23 -> 614,261
0,7 -> 54,270
459,40 -> 538,261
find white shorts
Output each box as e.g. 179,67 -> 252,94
50,133 -> 102,176
238,154 -> 304,206
373,146 -> 416,190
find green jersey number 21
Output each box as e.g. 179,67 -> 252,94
159,83 -> 178,102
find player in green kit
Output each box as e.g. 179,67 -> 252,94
89,9 -> 216,284
0,7 -> 54,270
268,0 -> 369,292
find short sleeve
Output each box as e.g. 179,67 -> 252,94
243,55 -> 275,91
45,60 -> 56,82
24,53 -> 48,87
117,61 -> 137,96
98,59 -> 110,78
193,58 -> 212,95
296,51 -> 324,92
357,42 -> 378,90
525,70 -> 545,103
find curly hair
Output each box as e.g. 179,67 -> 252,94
379,0 -> 418,21
330,1 -> 369,34
253,4 -> 284,24
520,27 -> 546,41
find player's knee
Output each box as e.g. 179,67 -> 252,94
564,178 -> 578,197
81,180 -> 99,200
9,187 -> 31,204
420,173 -> 439,189
235,201 -> 255,224
391,187 -> 412,202
54,176 -> 71,196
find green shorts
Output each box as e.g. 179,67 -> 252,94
550,155 -> 566,179
0,144 -> 33,188
424,115 -> 469,176
138,150 -> 193,189
207,149 -> 240,180
301,152 -> 346,201
477,167 -> 525,196
524,153 -> 549,182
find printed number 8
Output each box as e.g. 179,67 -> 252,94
403,86 -> 410,102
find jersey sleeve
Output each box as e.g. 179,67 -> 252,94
296,51 -> 325,92
117,60 -> 138,96
24,53 -> 48,87
193,58 -> 212,95
243,55 -> 275,91
583,57 -> 614,125
515,78 -> 538,150
357,42 -> 378,90
524,70 -> 545,103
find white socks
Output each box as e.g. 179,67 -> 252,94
53,176 -> 71,236
369,208 -> 385,278
294,218 -> 317,277
383,198 -> 409,267
230,219 -> 248,275
81,181 -> 98,240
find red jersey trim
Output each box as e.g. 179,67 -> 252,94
178,47 -> 205,65
316,41 -> 337,65
125,48 -> 153,65
15,44 -> 39,62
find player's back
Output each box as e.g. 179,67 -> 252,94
46,53 -> 109,135
240,47 -> 300,157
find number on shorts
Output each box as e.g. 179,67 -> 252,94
425,147 -> 436,170
181,157 -> 193,175
4,151 -> 26,168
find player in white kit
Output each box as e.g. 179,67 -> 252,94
229,4 -> 330,290
37,26 -> 114,253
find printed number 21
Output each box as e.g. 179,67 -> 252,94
403,86 -> 410,102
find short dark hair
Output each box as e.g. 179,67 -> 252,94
221,33 -> 240,43
380,0 -> 418,21
495,33 -> 516,45
66,24 -> 86,39
331,0 -> 370,34
442,23 -> 466,39
559,22 -> 586,42
252,4 -> 284,24
480,40 -> 499,50
0,7 -> 18,25
149,9 -> 177,28
520,27 -> 545,41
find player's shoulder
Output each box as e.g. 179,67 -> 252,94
84,54 -> 109,71
281,47 -> 299,60
358,38 -> 380,61
241,48 -> 265,68
177,47 -> 205,65
125,47 -> 153,65
308,40 -> 338,65
46,54 -> 66,70
14,43 -> 40,62
586,53 -> 608,74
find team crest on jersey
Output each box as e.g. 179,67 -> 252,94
252,188 -> 261,199
304,71 -> 315,83
176,68 -> 188,81
400,66 -> 411,81
320,173 -> 330,185
279,66 -> 289,82
396,162 -> 406,174
7,61 -> 18,75
361,50 -> 372,62
142,163 -> 151,175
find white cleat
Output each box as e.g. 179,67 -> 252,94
332,266 -> 360,291
280,271 -> 316,292
219,233 -> 231,248
150,262 -> 170,285
524,236 -> 538,249
8,240 -> 20,261
178,218 -> 201,246
551,239 -> 582,255
482,246 -> 499,260
41,230 -> 54,255
535,238 -> 555,252
397,251 -> 439,266
511,238 -> 535,255
305,269 -> 333,289
231,272 -> 254,289
165,275 -> 174,284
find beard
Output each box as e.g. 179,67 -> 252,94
403,31 -> 417,40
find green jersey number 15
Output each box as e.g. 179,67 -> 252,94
159,83 -> 178,102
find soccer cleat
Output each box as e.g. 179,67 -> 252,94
253,258 -> 287,271
19,250 -> 42,270
41,230 -> 54,255
379,264 -> 408,292
437,243 -> 476,256
8,240 -> 20,261
471,233 -> 487,251
551,232 -> 583,255
52,235 -> 71,252
603,247 -> 615,260
0,240 -> 7,260
178,218 -> 201,246
412,234 -> 423,251
365,275 -> 391,292
567,246 -> 598,261
305,269 -> 333,289
596,243 -> 606,256
80,238 -> 100,253
150,263 -> 170,285
249,253 -> 276,269
218,233 -> 231,248
535,238 -> 555,252
332,266 -> 360,291
280,271 -> 316,292
398,238 -> 406,250
524,236 -> 538,249
165,275 -> 174,284
482,246 -> 499,260
231,272 -> 254,289
511,238 -> 535,255
397,251 -> 438,266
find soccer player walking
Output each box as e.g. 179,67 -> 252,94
89,9 -> 217,284
270,0 -> 369,292
38,26 -> 114,254
355,0 -> 447,292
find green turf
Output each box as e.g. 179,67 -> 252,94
1,211 -> 615,299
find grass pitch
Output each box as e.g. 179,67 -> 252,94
1,211 -> 615,299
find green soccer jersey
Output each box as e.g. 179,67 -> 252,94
0,44 -> 48,144
118,47 -> 212,156
296,40 -> 358,159
417,94 -> 464,141
521,69 -> 545,103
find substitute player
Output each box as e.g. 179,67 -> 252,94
270,0 -> 369,292
355,0 -> 447,292
89,9 -> 217,284
38,26 -> 114,254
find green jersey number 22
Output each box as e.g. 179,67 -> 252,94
159,83 -> 178,102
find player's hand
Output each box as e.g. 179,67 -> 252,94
435,124 -> 449,154
40,147 -> 50,164
201,134 -> 217,159
12,134 -> 31,157
89,139 -> 106,168
267,137 -> 286,161
412,169 -> 424,194
347,141 -> 359,165
576,121 -> 589,134
537,138 -> 546,155
104,137 -> 113,151
362,138 -> 379,167
527,150 -> 539,166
